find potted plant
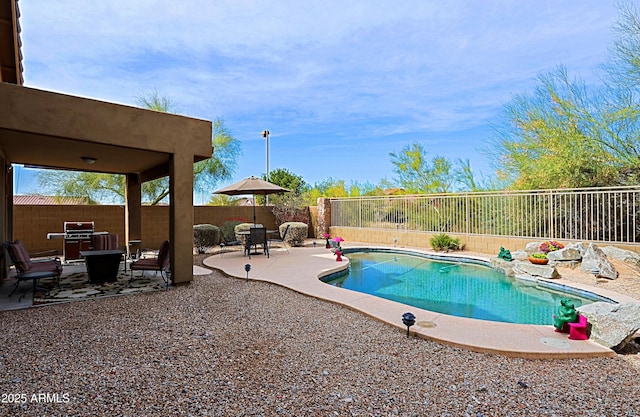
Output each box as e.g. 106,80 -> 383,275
528,252 -> 549,265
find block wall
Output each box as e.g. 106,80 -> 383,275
328,227 -> 640,255
12,205 -> 280,253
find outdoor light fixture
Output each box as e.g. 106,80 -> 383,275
244,263 -> 251,282
313,241 -> 317,248
261,130 -> 270,204
402,312 -> 416,337
81,156 -> 97,165
590,267 -> 600,285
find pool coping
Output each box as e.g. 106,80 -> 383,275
204,245 -> 622,359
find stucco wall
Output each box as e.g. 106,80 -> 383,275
12,205 -> 279,253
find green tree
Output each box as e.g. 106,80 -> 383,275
490,3 -> 640,189
389,143 -> 454,193
37,92 -> 241,204
37,171 -> 123,205
208,194 -> 243,206
263,168 -> 307,195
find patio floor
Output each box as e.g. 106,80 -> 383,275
203,242 -> 628,359
0,261 -> 212,311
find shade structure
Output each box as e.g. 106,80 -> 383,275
213,176 -> 290,224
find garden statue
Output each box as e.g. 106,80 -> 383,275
497,246 -> 513,261
553,298 -> 578,332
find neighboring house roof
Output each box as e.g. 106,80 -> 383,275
13,195 -> 90,205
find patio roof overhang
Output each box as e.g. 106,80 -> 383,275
0,83 -> 212,182
0,0 -> 22,85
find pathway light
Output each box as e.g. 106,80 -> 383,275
402,312 -> 416,337
245,263 -> 251,282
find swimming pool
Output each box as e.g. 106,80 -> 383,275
321,249 -> 614,325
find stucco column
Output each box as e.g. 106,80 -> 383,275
125,174 -> 142,257
1,152 -> 12,278
317,197 -> 331,237
169,152 -> 194,285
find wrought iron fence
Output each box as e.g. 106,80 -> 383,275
330,186 -> 640,244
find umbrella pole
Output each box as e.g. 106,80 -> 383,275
253,194 -> 257,225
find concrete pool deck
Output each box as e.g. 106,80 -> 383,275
203,244 -> 628,359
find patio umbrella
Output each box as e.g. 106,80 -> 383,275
213,176 -> 290,225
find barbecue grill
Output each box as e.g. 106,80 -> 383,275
47,222 -> 108,261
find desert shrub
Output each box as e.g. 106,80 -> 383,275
220,220 -> 242,243
234,223 -> 263,246
429,233 -> 460,252
271,194 -> 310,224
281,221 -> 308,247
193,224 -> 222,253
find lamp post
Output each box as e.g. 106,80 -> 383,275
261,130 -> 270,205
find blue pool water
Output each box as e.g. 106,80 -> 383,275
322,250 -> 613,325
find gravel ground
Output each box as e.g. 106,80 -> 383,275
1,255 -> 640,416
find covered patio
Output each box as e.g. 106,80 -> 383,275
0,0 -> 213,286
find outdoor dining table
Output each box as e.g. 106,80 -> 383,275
236,229 -> 277,255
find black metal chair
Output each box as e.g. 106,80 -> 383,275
268,224 -> 290,253
245,227 -> 269,259
4,240 -> 63,301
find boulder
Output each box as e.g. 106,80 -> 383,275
514,261 -> 559,279
524,242 -> 541,254
547,247 -> 581,262
491,258 -> 516,277
510,249 -> 529,261
566,242 -> 588,256
580,243 -> 618,280
600,246 -> 640,264
577,302 -> 640,351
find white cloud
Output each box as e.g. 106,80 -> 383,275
17,0 -> 620,186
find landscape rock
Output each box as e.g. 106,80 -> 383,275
491,258 -> 516,276
547,247 -> 581,262
600,246 -> 640,264
566,242 -> 588,256
510,249 -> 529,261
524,242 -> 541,254
514,261 -> 559,279
580,243 -> 618,279
577,302 -> 640,351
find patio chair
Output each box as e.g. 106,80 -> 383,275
245,227 -> 269,259
268,224 -> 290,253
4,240 -> 63,301
129,240 -> 170,289
90,233 -> 126,271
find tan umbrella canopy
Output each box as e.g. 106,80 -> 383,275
214,176 -> 290,224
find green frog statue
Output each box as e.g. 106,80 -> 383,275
497,246 -> 513,261
553,298 -> 578,332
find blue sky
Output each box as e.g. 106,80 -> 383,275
15,1 -> 619,202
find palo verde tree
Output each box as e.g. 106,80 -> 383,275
37,91 -> 241,204
389,143 -> 453,193
490,2 -> 640,189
